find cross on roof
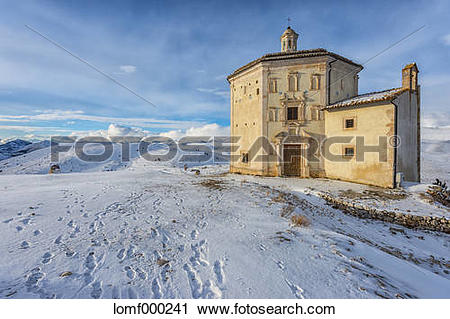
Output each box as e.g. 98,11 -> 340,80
287,17 -> 291,27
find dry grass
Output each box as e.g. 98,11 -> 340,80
290,214 -> 310,227
197,179 -> 226,190
281,204 -> 295,218
271,192 -> 289,203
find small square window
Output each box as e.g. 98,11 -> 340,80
345,118 -> 355,129
256,88 -> 259,95
344,147 -> 355,157
287,107 -> 298,121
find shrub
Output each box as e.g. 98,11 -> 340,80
427,179 -> 450,208
290,214 -> 310,227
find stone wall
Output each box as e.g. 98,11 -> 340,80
319,193 -> 450,233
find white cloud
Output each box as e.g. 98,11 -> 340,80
214,74 -> 228,81
441,34 -> 450,46
106,123 -> 149,136
160,123 -> 229,140
186,123 -> 229,136
159,129 -> 183,140
62,123 -> 228,140
0,109 -> 204,130
0,125 -> 74,132
422,112 -> 450,129
196,88 -> 229,98
119,65 -> 137,73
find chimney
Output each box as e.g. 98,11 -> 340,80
402,63 -> 419,91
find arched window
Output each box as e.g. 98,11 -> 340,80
288,40 -> 292,48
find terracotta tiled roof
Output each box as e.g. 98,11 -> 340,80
227,48 -> 363,81
323,87 -> 408,110
403,62 -> 418,70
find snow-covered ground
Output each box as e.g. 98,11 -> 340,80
0,132 -> 448,299
0,156 -> 449,299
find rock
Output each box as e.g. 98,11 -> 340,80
59,271 -> 73,278
156,258 -> 169,267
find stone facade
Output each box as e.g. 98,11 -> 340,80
228,26 -> 420,188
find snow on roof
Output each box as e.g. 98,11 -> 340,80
324,87 -> 408,110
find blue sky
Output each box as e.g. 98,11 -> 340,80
0,0 -> 449,140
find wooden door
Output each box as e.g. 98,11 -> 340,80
283,145 -> 303,176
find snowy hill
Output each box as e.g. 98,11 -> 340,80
0,159 -> 448,299
0,139 -> 52,163
0,142 -> 138,175
0,139 -> 32,161
0,140 -> 221,175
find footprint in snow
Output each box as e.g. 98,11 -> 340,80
91,281 -> 103,299
117,248 -> 125,261
152,278 -> 162,298
21,241 -> 30,249
214,260 -> 225,285
85,252 -> 97,271
183,263 -> 203,299
42,252 -> 53,264
3,218 -> 13,224
33,230 -> 42,236
202,280 -> 222,299
83,272 -> 94,285
285,279 -> 305,299
111,286 -> 121,299
150,228 -> 158,239
128,287 -> 138,299
124,266 -> 136,279
276,261 -> 285,270
126,245 -> 136,258
196,220 -> 208,229
136,267 -> 147,280
25,267 -> 45,292
54,235 -> 63,244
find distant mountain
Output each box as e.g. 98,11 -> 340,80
0,139 -> 50,161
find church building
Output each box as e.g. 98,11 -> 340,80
227,26 -> 420,188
